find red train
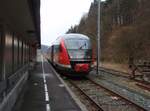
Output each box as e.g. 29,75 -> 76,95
47,33 -> 94,76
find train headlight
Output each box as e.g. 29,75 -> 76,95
87,56 -> 91,58
70,55 -> 73,59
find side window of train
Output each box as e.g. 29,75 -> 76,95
53,45 -> 59,53
59,45 -> 62,52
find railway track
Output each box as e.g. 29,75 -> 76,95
68,77 -> 146,111
97,67 -> 150,91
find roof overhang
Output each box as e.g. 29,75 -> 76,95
0,0 -> 41,48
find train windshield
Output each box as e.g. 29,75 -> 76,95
64,39 -> 91,50
64,39 -> 92,59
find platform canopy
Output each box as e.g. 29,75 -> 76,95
0,0 -> 41,48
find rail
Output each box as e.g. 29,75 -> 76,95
68,77 -> 146,111
69,79 -> 104,111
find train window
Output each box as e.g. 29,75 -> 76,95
53,45 -> 60,53
64,39 -> 91,50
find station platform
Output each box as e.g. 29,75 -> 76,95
13,55 -> 86,111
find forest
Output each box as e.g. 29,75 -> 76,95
66,0 -> 150,72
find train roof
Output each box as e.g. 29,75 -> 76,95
50,33 -> 90,46
62,33 -> 90,40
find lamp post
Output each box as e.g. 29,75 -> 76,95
97,0 -> 101,75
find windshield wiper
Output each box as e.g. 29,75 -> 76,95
79,43 -> 86,49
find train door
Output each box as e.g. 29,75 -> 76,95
53,45 -> 59,65
51,45 -> 54,63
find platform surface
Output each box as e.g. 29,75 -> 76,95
13,56 -> 82,111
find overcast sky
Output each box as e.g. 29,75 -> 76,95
41,0 -> 104,46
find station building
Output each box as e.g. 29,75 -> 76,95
0,0 -> 40,111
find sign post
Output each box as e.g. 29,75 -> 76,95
97,0 -> 101,75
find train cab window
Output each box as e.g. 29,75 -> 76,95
64,39 -> 91,50
64,39 -> 92,59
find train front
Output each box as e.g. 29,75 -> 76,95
60,34 -> 93,75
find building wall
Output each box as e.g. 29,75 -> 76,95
0,23 -> 37,111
